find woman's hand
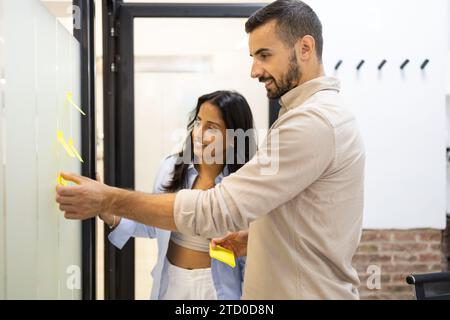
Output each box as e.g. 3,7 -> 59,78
211,230 -> 248,258
99,211 -> 120,228
96,173 -> 120,228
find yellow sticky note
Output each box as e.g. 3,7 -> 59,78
66,92 -> 86,116
57,174 -> 68,186
57,130 -> 75,158
209,243 -> 236,268
68,138 -> 84,163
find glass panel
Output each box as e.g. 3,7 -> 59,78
133,18 -> 268,299
0,0 -> 82,299
0,0 -> 5,301
4,0 -> 39,299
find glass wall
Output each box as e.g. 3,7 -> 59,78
0,0 -> 5,301
0,0 -> 82,299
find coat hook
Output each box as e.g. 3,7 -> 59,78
377,59 -> 387,70
356,60 -> 365,71
420,59 -> 430,70
400,59 -> 410,70
334,60 -> 343,70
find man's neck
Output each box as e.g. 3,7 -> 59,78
298,64 -> 325,87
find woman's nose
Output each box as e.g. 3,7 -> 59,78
203,130 -> 217,144
193,125 -> 203,139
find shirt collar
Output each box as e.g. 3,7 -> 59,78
187,163 -> 229,185
279,76 -> 341,115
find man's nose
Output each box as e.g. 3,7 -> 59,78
250,60 -> 263,79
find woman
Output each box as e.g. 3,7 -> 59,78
100,90 -> 257,300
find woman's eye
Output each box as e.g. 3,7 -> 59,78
207,126 -> 220,133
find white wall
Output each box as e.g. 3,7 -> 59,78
447,0 -> 450,95
311,0 -> 448,229
446,0 -> 450,217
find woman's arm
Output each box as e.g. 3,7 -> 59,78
107,217 -> 157,249
99,211 -> 120,229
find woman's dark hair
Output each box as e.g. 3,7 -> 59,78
163,90 -> 257,192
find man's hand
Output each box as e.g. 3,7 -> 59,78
55,172 -> 114,220
211,230 -> 249,258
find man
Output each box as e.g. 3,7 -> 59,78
56,0 -> 365,299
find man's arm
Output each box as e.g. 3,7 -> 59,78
110,188 -> 177,231
55,174 -> 178,231
56,108 -> 335,237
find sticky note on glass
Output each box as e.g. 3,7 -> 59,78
68,138 -> 84,163
57,173 -> 79,186
57,174 -> 69,186
209,243 -> 236,268
57,130 -> 75,158
66,92 -> 86,116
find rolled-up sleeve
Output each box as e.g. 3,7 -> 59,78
174,108 -> 335,238
108,218 -> 156,249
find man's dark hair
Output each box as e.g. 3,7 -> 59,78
245,0 -> 323,60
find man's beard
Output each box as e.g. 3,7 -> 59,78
263,52 -> 301,99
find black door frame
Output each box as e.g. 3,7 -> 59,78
103,1 -> 273,300
73,0 -> 97,300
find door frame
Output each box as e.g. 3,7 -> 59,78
102,0 -> 272,300
73,0 -> 97,300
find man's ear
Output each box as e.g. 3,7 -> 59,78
296,35 -> 316,61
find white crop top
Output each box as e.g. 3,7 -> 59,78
170,232 -> 210,252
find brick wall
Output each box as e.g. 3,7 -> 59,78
352,228 -> 448,300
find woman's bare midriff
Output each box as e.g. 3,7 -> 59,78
166,240 -> 211,270
165,175 -> 216,269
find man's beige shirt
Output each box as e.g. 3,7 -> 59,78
174,76 -> 365,299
